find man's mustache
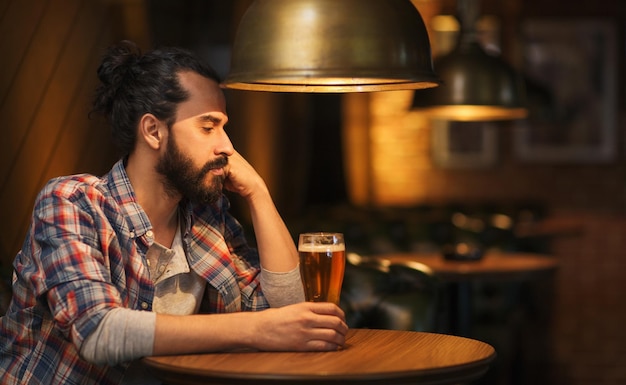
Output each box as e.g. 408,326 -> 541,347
199,155 -> 228,177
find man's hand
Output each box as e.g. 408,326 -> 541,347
223,150 -> 268,200
250,302 -> 349,352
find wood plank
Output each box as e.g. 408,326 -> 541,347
0,0 -> 13,24
5,5 -> 114,257
0,0 -> 48,104
0,0 -> 81,189
0,0 -> 107,257
72,12 -> 119,178
42,25 -> 116,183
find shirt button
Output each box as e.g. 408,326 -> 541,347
141,302 -> 149,310
158,265 -> 165,273
146,230 -> 154,238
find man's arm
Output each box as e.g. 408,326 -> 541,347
81,301 -> 347,365
153,302 -> 347,355
223,151 -> 299,273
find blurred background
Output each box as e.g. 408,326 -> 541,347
1,0 -> 625,384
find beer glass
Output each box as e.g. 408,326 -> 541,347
298,232 -> 345,305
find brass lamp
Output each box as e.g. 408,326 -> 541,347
222,0 -> 441,93
411,0 -> 527,121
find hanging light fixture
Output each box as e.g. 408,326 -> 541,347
222,0 -> 441,93
411,0 -> 527,121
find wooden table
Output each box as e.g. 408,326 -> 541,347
374,252 -> 558,281
143,329 -> 496,385
369,252 -> 558,336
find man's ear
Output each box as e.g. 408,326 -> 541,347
138,113 -> 164,150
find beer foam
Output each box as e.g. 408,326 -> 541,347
298,243 -> 345,252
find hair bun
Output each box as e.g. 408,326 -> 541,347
93,40 -> 142,117
97,40 -> 141,87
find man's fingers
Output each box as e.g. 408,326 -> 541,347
303,329 -> 347,351
305,302 -> 346,318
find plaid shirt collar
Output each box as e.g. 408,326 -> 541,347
106,159 -> 153,241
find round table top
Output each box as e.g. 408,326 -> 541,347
371,252 -> 558,281
143,329 -> 496,385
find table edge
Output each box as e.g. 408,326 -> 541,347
142,330 -> 497,384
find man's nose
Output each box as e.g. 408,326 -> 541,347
216,128 -> 234,156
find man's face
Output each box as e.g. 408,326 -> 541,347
156,71 -> 233,205
156,129 -> 227,205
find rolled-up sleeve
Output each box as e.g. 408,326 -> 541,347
260,265 -> 305,307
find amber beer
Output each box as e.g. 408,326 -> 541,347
298,233 -> 345,305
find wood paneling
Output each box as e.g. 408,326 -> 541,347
0,0 -> 47,104
0,0 -> 82,181
0,0 -> 118,260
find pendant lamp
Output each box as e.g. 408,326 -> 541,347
411,0 -> 527,121
222,0 -> 441,93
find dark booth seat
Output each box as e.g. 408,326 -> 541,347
339,254 -> 441,332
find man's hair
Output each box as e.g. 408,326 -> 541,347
92,40 -> 221,157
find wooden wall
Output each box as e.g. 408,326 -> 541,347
0,0 -> 118,262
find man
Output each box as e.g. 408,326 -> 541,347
0,41 -> 347,384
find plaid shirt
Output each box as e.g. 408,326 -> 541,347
0,159 -> 268,385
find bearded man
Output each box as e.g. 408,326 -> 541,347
0,40 -> 347,385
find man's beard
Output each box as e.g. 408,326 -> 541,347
156,133 -> 228,206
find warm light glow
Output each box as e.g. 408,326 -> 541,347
491,214 -> 513,230
420,105 -> 528,121
224,81 -> 440,93
343,91 -> 438,205
431,15 -> 459,32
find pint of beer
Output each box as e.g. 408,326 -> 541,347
298,232 -> 345,305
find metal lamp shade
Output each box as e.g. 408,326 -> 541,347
223,0 -> 441,92
412,40 -> 528,121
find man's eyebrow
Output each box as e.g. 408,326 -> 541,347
196,114 -> 223,125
